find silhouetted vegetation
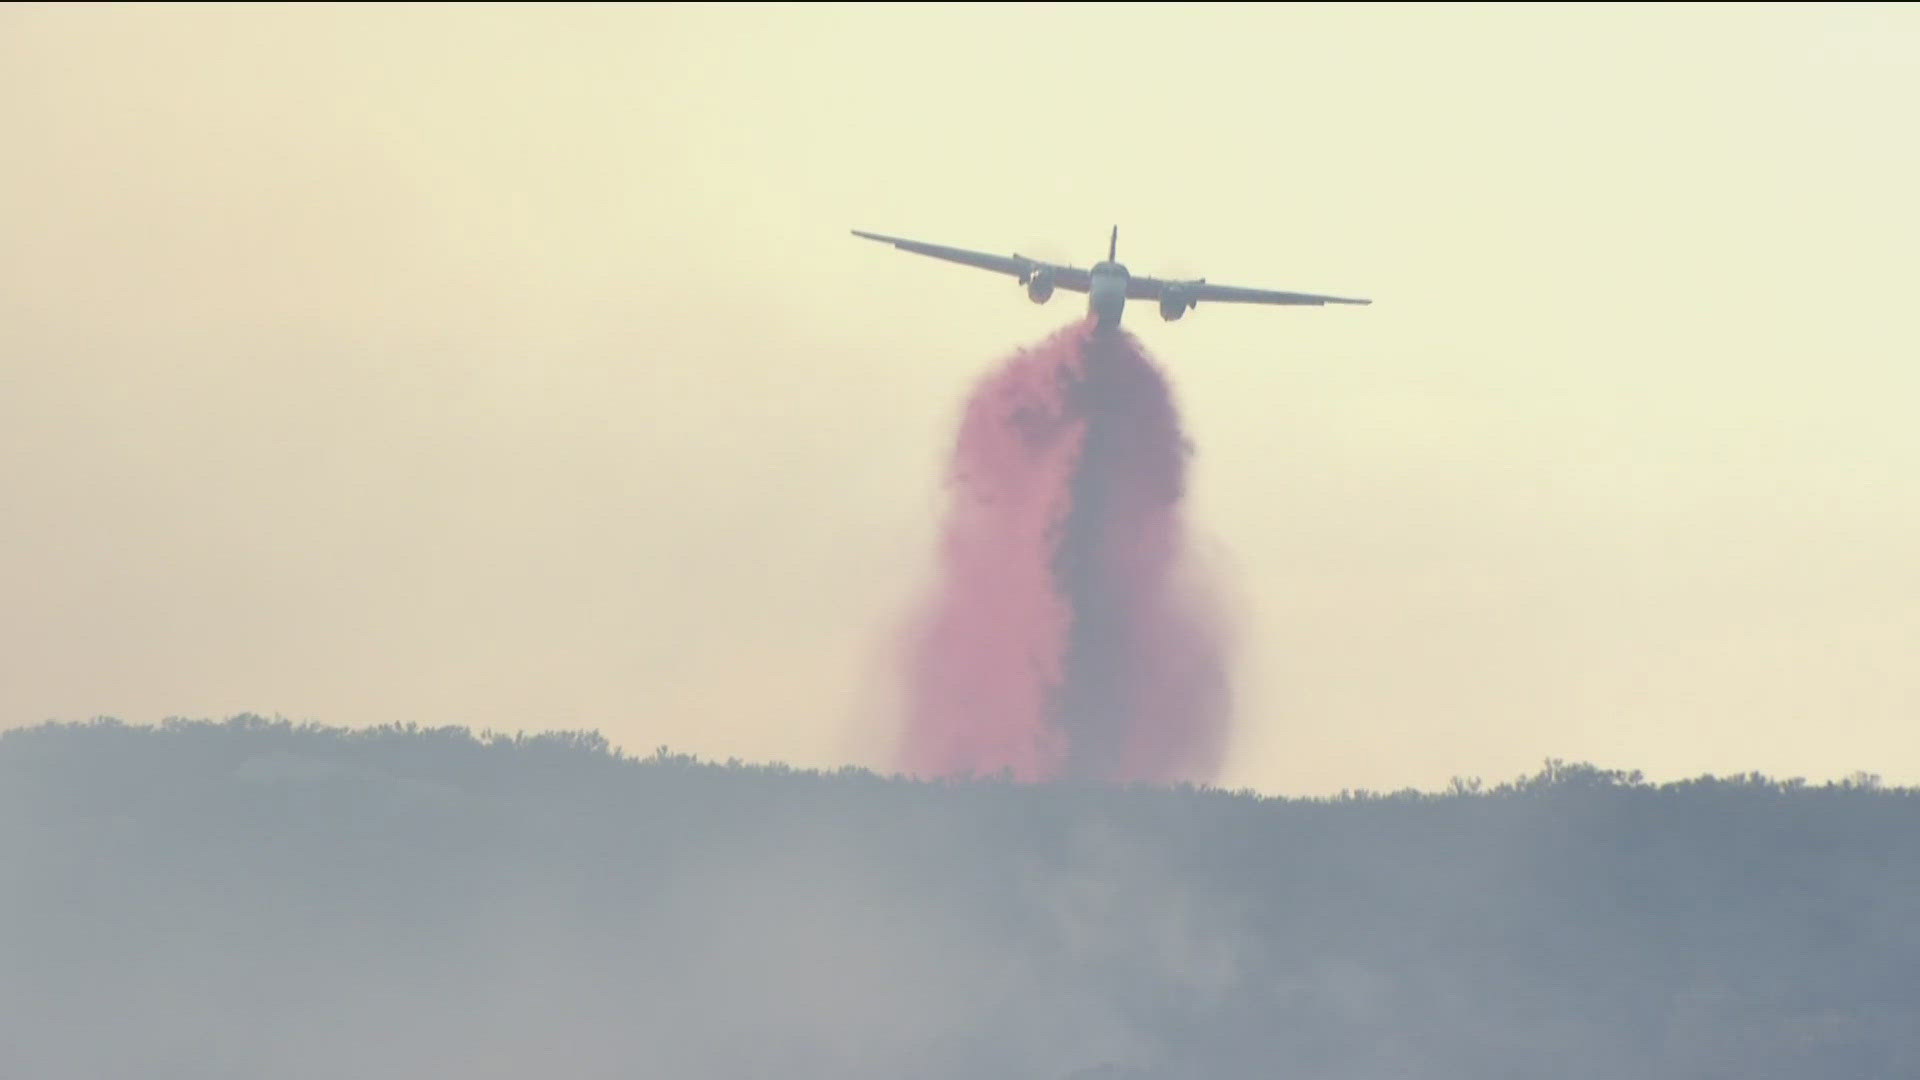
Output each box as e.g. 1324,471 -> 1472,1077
5,715 -> 1917,1079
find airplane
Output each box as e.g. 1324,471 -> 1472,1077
851,226 -> 1370,331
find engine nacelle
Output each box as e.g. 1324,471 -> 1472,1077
1026,270 -> 1055,304
1160,288 -> 1191,322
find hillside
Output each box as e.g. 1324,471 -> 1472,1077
4,716 -> 1916,1079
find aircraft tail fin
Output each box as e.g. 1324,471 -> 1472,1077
1109,226 -> 1117,262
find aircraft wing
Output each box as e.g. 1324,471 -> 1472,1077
851,230 -> 1091,293
1128,274 -> 1371,306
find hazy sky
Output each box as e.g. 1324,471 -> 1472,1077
4,3 -> 1917,795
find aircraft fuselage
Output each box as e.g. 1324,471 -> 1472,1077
1088,261 -> 1128,331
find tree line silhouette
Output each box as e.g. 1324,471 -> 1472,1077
3,714 -> 1915,1079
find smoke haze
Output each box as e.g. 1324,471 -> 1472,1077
900,321 -> 1230,784
8,719 -> 1920,1080
5,7 -> 1920,793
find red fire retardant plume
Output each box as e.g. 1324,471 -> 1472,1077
900,319 -> 1232,785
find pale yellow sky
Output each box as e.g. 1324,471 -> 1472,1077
3,3 -> 1916,795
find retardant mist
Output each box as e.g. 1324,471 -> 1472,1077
900,319 -> 1232,785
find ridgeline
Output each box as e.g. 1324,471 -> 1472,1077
5,715 -> 1915,1079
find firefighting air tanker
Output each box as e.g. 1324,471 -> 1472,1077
852,226 -> 1370,331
